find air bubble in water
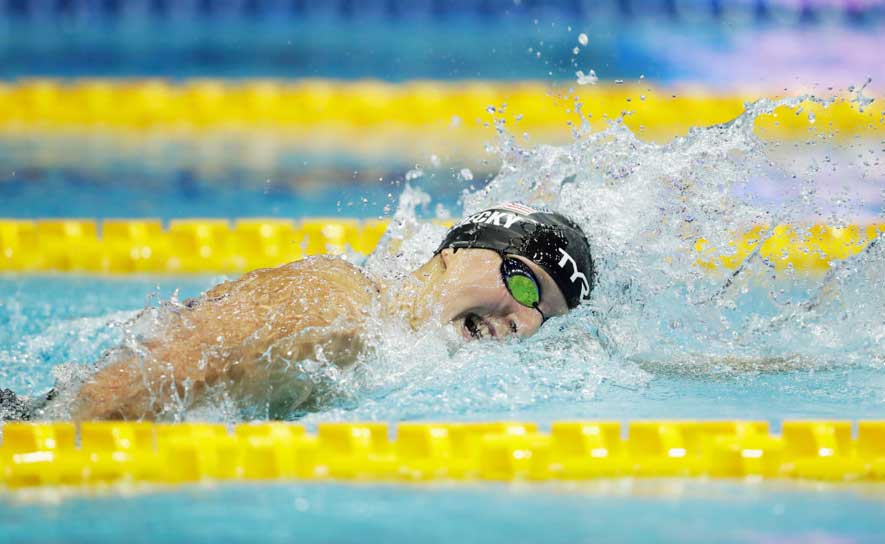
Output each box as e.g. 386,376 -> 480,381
578,33 -> 588,46
459,168 -> 474,181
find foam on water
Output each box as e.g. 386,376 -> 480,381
314,95 -> 884,421
463,96 -> 884,364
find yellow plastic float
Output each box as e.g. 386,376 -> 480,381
0,218 -> 413,274
1,420 -> 884,487
0,218 -> 882,274
0,79 -> 880,142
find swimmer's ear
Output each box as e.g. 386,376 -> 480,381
439,248 -> 455,270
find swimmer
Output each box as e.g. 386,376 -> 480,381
0,202 -> 594,421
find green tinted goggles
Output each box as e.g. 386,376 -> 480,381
500,257 -> 547,322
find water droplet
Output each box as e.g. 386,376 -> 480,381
808,112 -> 816,124
575,70 -> 598,86
578,33 -> 589,46
459,168 -> 474,181
572,47 -> 580,55
486,106 -> 497,114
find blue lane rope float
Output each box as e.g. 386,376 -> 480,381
0,0 -> 879,23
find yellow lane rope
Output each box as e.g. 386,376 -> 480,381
1,218 -> 883,274
0,218 -> 393,273
0,420 -> 882,487
0,79 -> 881,142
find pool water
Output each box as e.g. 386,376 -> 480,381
3,481 -> 885,544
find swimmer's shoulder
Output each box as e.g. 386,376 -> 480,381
288,255 -> 381,298
199,256 -> 379,309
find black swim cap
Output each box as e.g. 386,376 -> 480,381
435,202 -> 594,308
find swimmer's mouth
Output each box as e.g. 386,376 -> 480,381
463,313 -> 494,341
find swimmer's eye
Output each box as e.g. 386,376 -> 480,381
501,256 -> 548,325
500,257 -> 542,308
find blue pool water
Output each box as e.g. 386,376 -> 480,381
2,481 -> 885,544
1,16 -> 883,91
0,141 -> 479,220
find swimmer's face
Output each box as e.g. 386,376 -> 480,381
435,248 -> 569,341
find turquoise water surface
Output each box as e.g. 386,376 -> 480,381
3,481 -> 885,544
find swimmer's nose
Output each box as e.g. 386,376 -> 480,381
503,306 -> 544,338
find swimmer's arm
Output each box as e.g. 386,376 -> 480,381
72,343 -> 206,421
73,259 -> 372,420
73,317 -> 364,421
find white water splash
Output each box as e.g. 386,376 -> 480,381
576,69 -> 598,86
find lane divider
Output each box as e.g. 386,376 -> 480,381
0,0 -> 869,21
1,218 -> 883,274
0,420 -> 883,487
0,79 -> 880,141
0,218 -> 396,274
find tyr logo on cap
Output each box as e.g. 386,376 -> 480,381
557,248 -> 591,300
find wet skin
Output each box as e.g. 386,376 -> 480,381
73,257 -> 377,420
71,250 -> 569,421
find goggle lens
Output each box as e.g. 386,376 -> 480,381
506,274 -> 540,307
501,258 -> 542,309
